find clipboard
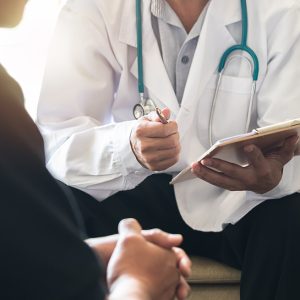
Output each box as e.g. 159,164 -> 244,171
170,118 -> 300,185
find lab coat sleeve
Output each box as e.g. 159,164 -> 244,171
246,3 -> 300,202
37,2 -> 152,201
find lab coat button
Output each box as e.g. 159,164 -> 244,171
181,56 -> 189,64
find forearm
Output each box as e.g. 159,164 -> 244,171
42,119 -> 152,201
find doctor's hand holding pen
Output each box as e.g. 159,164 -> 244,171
130,107 -> 181,171
191,135 -> 299,194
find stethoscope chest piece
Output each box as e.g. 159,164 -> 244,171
133,98 -> 157,119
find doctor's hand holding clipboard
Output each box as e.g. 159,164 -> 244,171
130,107 -> 181,171
191,134 -> 299,194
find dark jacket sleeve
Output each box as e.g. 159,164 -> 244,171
0,65 -> 106,300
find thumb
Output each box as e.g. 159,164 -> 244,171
244,144 -> 267,169
142,229 -> 183,248
145,107 -> 171,122
118,218 -> 142,236
160,107 -> 171,120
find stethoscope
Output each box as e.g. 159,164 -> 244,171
133,0 -> 158,120
133,0 -> 259,146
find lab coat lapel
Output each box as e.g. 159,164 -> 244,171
178,0 -> 241,136
119,0 -> 179,114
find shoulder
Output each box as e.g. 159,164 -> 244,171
247,0 -> 300,41
0,64 -> 24,107
251,0 -> 299,9
249,0 -> 300,18
58,0 -> 135,44
61,0 -> 132,23
0,64 -> 45,161
58,0 -> 137,50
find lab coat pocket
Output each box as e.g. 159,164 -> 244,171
207,74 -> 254,142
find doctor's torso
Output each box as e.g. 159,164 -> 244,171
38,0 -> 300,231
89,0 -> 291,167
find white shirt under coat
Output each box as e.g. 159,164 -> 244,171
151,0 -> 209,103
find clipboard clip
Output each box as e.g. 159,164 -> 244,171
255,119 -> 300,134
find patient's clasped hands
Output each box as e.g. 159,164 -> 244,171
86,218 -> 191,300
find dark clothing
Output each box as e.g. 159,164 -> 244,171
71,174 -> 300,300
2,63 -> 298,299
0,65 -> 105,300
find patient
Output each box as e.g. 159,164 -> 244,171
0,1 -> 191,299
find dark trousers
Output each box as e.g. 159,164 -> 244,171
69,174 -> 300,300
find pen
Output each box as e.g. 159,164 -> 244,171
155,107 -> 168,124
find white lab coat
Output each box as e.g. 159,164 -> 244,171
38,0 -> 300,231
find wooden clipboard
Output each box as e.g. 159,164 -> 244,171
170,119 -> 300,185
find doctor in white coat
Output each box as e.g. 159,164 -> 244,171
38,0 -> 300,298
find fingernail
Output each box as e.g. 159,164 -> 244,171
118,218 -> 141,234
192,162 -> 200,171
201,159 -> 212,166
182,257 -> 192,268
168,234 -> 182,240
182,289 -> 189,299
244,145 -> 254,153
183,285 -> 192,298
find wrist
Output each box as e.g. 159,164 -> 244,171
108,275 -> 152,300
85,235 -> 118,267
129,130 -> 148,170
113,120 -> 147,173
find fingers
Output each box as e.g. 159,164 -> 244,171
133,145 -> 180,171
172,247 -> 192,278
142,229 -> 191,279
135,119 -> 178,138
200,157 -> 244,178
160,107 -> 171,121
142,228 -> 183,248
118,221 -> 190,300
136,133 -> 180,151
243,135 -> 299,170
146,107 -> 171,123
130,106 -> 180,171
176,276 -> 191,300
192,136 -> 300,194
273,135 -> 299,164
243,144 -> 268,170
139,146 -> 180,168
131,121 -> 180,170
191,161 -> 244,191
118,218 -> 142,236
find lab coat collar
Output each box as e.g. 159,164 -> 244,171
118,0 -> 241,44
119,0 -> 180,114
178,0 -> 242,137
214,0 -> 241,27
118,0 -> 242,117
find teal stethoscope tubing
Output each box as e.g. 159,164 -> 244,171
218,0 -> 259,80
136,0 -> 146,102
209,0 -> 260,145
136,0 -> 260,145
